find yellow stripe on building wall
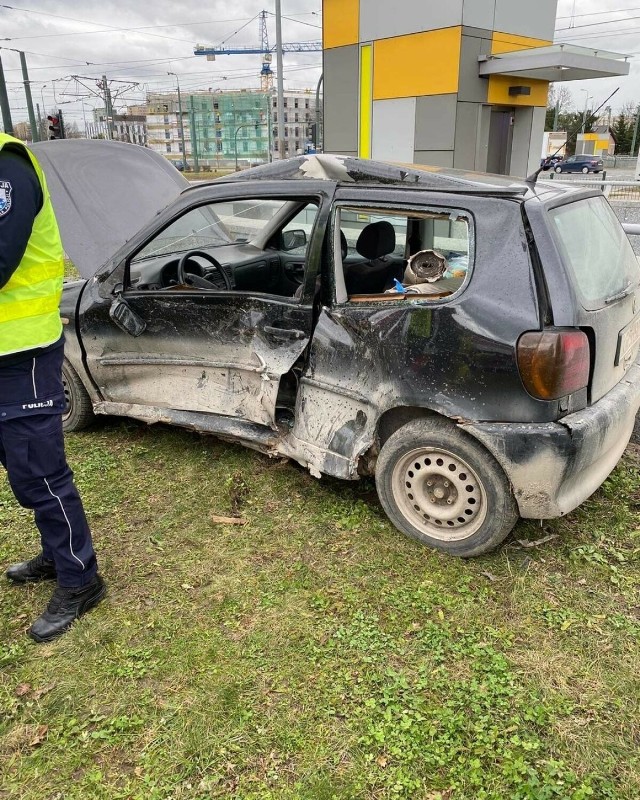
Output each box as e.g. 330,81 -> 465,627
488,31 -> 552,108
359,44 -> 372,158
323,0 -> 359,49
487,75 -> 549,107
373,27 -> 461,100
491,32 -> 552,54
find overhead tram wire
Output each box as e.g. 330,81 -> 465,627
2,16 -> 257,41
557,5 -> 640,19
555,13 -> 640,32
1,11 -> 324,43
1,4 -> 197,45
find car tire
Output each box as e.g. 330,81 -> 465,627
61,359 -> 94,432
375,418 -> 519,557
554,166 -> 562,173
594,170 -> 600,174
581,166 -> 589,174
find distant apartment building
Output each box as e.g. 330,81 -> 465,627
145,89 -> 317,168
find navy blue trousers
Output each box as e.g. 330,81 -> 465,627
0,348 -> 97,587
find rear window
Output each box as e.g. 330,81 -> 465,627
549,196 -> 640,310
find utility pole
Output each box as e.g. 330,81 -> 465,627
552,100 -> 559,132
275,0 -> 285,160
19,51 -> 38,142
168,72 -> 188,170
102,75 -> 114,139
631,103 -> 640,157
0,55 -> 14,135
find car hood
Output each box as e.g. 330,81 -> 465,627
31,140 -> 189,278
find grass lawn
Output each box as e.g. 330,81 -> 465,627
185,169 -> 234,182
0,420 -> 638,799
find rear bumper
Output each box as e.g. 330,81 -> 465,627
463,360 -> 640,518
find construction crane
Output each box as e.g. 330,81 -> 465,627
194,10 -> 321,91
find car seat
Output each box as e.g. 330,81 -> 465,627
344,220 -> 403,295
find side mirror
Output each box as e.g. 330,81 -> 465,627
282,228 -> 307,251
109,297 -> 146,337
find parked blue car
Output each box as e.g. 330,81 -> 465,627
554,154 -> 603,174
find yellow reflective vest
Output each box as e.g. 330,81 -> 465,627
0,133 -> 63,356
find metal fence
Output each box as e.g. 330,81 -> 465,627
602,155 -> 638,170
540,172 -> 640,201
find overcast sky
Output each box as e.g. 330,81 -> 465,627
1,1 -> 639,128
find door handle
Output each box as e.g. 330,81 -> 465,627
263,325 -> 306,341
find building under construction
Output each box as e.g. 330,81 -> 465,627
145,89 -> 316,169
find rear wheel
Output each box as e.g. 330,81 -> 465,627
375,418 -> 518,557
581,166 -> 589,174
61,360 -> 94,432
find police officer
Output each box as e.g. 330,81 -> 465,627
0,132 -> 105,642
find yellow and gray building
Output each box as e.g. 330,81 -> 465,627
322,0 -> 630,176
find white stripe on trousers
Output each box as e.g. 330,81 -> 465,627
43,476 -> 85,569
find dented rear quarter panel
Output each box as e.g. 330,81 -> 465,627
288,189 -> 560,476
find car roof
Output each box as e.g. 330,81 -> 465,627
190,153 -> 585,203
211,154 -> 530,195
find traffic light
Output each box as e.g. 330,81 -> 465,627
47,111 -> 65,140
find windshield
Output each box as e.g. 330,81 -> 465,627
550,196 -> 640,310
134,199 -> 290,261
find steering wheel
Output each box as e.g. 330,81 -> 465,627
176,250 -> 232,290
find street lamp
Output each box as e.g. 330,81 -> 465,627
168,71 -> 188,171
234,121 -> 268,172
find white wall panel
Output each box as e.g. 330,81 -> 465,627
372,98 -> 416,162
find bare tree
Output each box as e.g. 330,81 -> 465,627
548,84 -> 573,114
64,120 -> 82,139
12,121 -> 31,141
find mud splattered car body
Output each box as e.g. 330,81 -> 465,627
35,141 -> 640,556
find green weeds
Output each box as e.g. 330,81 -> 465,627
0,421 -> 638,798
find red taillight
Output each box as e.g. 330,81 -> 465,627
517,330 -> 590,400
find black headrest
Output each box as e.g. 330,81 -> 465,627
356,221 -> 396,260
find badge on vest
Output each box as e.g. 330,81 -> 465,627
0,181 -> 11,217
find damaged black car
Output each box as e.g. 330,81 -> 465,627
33,142 -> 640,557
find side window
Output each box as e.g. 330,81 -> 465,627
127,198 -> 319,299
333,206 -> 472,303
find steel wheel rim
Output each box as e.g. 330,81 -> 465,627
391,447 -> 487,542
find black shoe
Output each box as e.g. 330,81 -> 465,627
6,553 -> 57,584
28,575 -> 106,643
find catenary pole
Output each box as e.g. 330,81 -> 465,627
168,72 -> 188,170
19,51 -> 38,142
275,0 -> 285,160
0,55 -> 14,135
